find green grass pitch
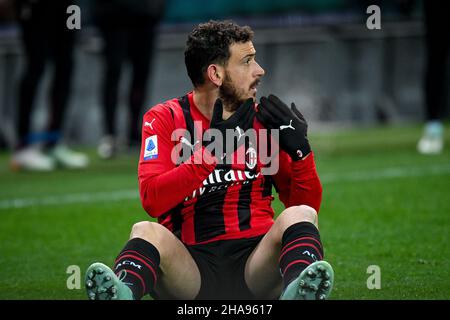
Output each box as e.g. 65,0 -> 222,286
0,123 -> 449,299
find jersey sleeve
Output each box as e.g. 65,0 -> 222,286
254,116 -> 322,213
273,151 -> 323,213
138,104 -> 217,217
271,150 -> 292,207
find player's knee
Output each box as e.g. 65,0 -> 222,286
130,221 -> 165,243
278,205 -> 318,229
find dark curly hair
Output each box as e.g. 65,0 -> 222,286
185,20 -> 254,87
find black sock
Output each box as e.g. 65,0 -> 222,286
114,238 -> 160,299
279,222 -> 324,289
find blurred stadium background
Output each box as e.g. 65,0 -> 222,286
0,0 -> 449,299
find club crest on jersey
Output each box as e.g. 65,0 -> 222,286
144,135 -> 158,160
246,146 -> 257,170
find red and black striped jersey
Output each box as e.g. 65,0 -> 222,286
138,92 -> 322,245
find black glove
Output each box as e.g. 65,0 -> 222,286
204,98 -> 256,159
256,94 -> 311,160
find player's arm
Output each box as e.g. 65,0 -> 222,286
288,152 -> 322,212
257,95 -> 322,212
271,150 -> 322,212
270,149 -> 292,207
138,105 -> 217,217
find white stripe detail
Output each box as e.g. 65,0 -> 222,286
320,164 -> 450,183
1,164 -> 449,210
0,190 -> 139,210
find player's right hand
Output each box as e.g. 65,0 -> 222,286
205,98 -> 256,158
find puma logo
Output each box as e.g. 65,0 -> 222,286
280,120 -> 295,131
180,136 -> 200,152
235,126 -> 245,141
144,118 -> 156,130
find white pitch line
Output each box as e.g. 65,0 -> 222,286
1,164 -> 449,210
0,190 -> 139,210
320,164 -> 450,183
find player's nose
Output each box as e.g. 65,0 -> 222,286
254,61 -> 265,77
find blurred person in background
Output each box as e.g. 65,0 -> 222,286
0,0 -> 14,23
0,1 -> 15,150
10,0 -> 89,171
417,1 -> 449,155
94,0 -> 166,159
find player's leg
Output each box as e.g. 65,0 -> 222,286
11,19 -> 56,171
86,221 -> 201,300
244,205 -> 333,300
418,1 -> 448,155
127,23 -> 155,148
96,25 -> 126,159
47,27 -> 74,147
17,27 -> 47,149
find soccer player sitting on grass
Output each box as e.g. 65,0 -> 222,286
85,20 -> 334,300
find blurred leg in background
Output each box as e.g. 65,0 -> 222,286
11,0 -> 88,171
46,13 -> 89,169
128,21 -> 158,150
418,1 -> 450,155
96,22 -> 128,159
12,1 -> 52,171
95,0 -> 165,159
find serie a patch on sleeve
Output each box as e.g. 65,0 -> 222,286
144,135 -> 158,160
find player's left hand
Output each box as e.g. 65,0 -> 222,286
256,94 -> 311,160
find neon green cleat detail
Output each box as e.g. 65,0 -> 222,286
280,260 -> 334,300
85,262 -> 134,300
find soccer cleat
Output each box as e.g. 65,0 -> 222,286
417,135 -> 443,155
280,260 -> 334,300
97,135 -> 116,159
49,145 -> 89,169
10,146 -> 56,172
417,121 -> 444,155
85,262 -> 134,300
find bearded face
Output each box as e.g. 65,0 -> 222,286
218,42 -> 264,112
219,70 -> 247,112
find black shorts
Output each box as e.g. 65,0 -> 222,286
186,235 -> 264,300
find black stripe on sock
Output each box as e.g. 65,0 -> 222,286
114,238 -> 160,299
279,222 -> 324,288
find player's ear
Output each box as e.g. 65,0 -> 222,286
206,64 -> 224,87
